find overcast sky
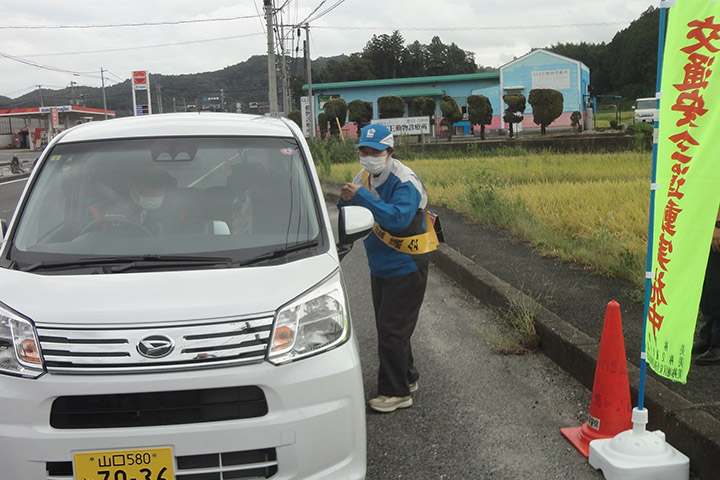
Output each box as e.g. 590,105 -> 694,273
0,0 -> 656,102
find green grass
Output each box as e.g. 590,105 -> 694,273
594,109 -> 634,128
492,297 -> 541,355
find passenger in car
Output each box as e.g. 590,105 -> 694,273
83,167 -> 184,236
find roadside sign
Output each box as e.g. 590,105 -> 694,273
371,116 -> 431,136
300,96 -> 311,136
51,107 -> 59,128
133,70 -> 148,91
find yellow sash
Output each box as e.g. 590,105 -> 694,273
361,170 -> 440,255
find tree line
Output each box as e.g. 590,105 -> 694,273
547,6 -> 659,104
312,32 -> 489,84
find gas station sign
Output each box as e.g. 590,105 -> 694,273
133,70 -> 148,91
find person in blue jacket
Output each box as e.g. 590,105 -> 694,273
340,123 -> 432,413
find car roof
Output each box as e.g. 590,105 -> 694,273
56,112 -> 296,143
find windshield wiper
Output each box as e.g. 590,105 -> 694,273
232,240 -> 320,267
20,255 -> 232,273
21,256 -> 134,272
108,255 -> 234,273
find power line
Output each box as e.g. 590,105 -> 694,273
312,22 -> 629,31
297,0 -> 328,26
104,70 -> 126,83
305,0 -> 347,24
0,50 -> 100,77
18,32 -> 265,58
0,15 -> 262,30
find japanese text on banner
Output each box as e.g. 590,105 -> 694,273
647,2 -> 720,383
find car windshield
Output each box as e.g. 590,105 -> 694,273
9,136 -> 322,268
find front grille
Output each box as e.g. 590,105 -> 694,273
50,386 -> 268,429
36,315 -> 274,374
46,448 -> 278,479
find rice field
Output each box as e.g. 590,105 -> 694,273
322,151 -> 653,285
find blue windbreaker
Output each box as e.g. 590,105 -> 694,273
339,158 -> 430,278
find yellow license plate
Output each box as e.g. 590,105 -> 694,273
73,447 -> 174,480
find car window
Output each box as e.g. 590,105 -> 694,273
10,136 -> 322,265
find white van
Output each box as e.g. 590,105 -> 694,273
633,97 -> 657,124
0,113 -> 372,480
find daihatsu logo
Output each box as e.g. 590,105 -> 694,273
137,335 -> 175,359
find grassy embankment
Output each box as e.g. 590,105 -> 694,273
318,144 -> 652,288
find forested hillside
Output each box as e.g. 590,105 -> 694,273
548,6 -> 659,103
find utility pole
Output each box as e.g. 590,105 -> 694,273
156,83 -> 163,114
100,68 -> 108,119
37,85 -> 44,107
220,89 -> 225,112
304,25 -> 315,138
70,81 -> 77,105
279,23 -> 291,115
264,0 -> 279,116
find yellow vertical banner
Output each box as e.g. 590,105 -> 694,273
647,0 -> 720,383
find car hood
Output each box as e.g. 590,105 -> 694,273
0,253 -> 340,326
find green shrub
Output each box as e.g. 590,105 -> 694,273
377,95 -> 405,118
307,137 -> 358,170
528,89 -> 563,135
570,111 -> 582,132
503,93 -> 526,138
318,113 -> 329,139
287,110 -> 302,129
347,99 -> 373,136
324,98 -> 348,138
440,96 -> 463,140
467,94 -> 493,140
626,121 -> 653,151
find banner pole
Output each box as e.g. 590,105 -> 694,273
639,3 -> 670,411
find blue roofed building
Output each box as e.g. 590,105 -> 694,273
304,49 -> 591,138
499,49 -> 591,133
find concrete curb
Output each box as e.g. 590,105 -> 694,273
324,186 -> 719,479
0,172 -> 31,184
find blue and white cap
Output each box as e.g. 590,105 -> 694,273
358,123 -> 394,151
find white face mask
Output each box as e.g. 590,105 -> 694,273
359,154 -> 389,175
137,195 -> 164,210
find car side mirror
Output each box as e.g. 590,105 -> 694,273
337,206 -> 374,261
0,219 -> 6,242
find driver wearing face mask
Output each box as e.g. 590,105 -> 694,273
126,167 -> 179,233
84,166 -> 179,235
131,171 -> 168,212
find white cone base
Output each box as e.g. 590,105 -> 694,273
589,418 -> 689,480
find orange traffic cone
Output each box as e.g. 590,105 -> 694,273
561,300 -> 632,458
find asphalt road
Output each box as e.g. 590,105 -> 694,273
334,204 -> 605,479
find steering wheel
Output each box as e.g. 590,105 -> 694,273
80,216 -> 152,236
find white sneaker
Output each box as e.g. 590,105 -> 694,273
409,381 -> 419,393
368,395 -> 413,413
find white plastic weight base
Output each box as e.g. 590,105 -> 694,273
588,407 -> 689,480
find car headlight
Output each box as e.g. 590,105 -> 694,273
268,272 -> 350,365
0,304 -> 44,378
